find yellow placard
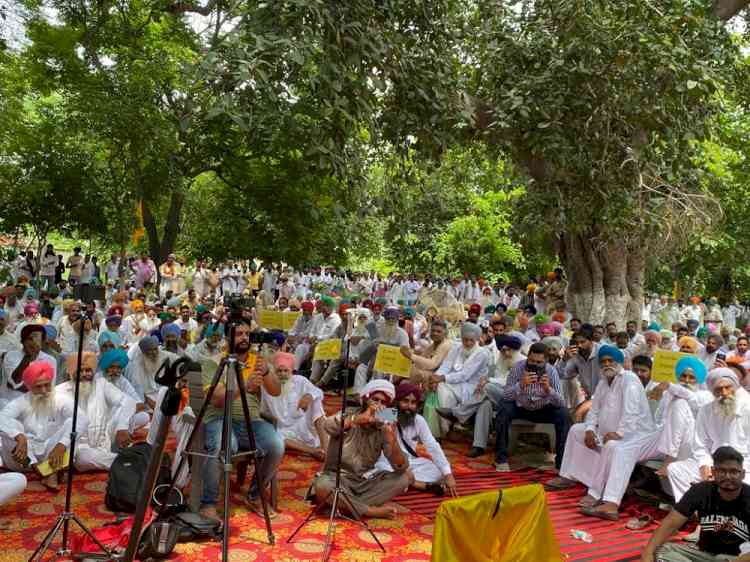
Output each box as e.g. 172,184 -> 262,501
282,311 -> 302,331
258,309 -> 284,330
652,350 -> 692,382
374,344 -> 412,378
314,338 -> 342,361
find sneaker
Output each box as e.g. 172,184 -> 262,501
467,447 -> 485,458
684,525 -> 701,543
495,462 -> 511,472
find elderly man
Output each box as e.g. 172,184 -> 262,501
160,323 -> 182,354
262,352 -> 328,460
666,367 -> 750,503
98,348 -> 142,404
186,322 -> 224,366
1,325 -> 57,407
56,352 -> 137,471
546,346 -> 654,513
431,322 -> 489,438
494,342 -> 570,472
312,380 -> 410,520
0,361 -> 80,490
293,295 -> 341,376
287,301 -> 316,356
353,306 -> 409,395
373,383 -> 457,496
125,336 -> 178,408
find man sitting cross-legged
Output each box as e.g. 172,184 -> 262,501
57,351 -> 136,471
0,361 -> 81,491
311,379 -> 411,520
372,382 -> 457,497
545,345 -> 655,516
262,352 -> 329,461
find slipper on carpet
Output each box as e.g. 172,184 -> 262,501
544,477 -> 576,491
625,514 -> 653,530
580,506 -> 619,521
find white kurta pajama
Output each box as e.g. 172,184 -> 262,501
559,371 -> 655,505
293,313 -> 341,372
435,343 -> 489,435
373,414 -> 452,484
0,392 -> 84,471
124,347 -> 179,403
666,391 -> 750,502
262,375 -> 325,447
57,378 -> 136,470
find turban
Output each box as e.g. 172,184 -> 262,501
686,319 -> 699,328
542,336 -> 563,350
537,323 -> 555,337
526,284 -> 537,292
339,303 -> 351,315
546,272 -> 556,280
675,356 -> 707,384
158,312 -> 175,322
404,307 -> 416,319
20,324 -> 46,342
105,315 -> 123,327
273,352 -> 295,371
139,336 -> 159,353
678,336 -> 699,353
468,303 -> 481,315
129,411 -> 150,435
461,322 -> 482,339
661,329 -> 674,341
166,297 -> 182,308
23,303 -> 38,316
98,330 -> 123,348
533,314 -> 550,325
195,304 -> 208,315
22,360 -> 54,390
383,306 -> 400,320
372,303 -> 383,312
270,331 -> 286,347
99,348 -> 129,371
696,327 -> 708,340
130,300 -> 144,312
598,345 -> 624,365
66,352 -> 97,374
161,323 -> 181,339
706,367 -> 740,391
23,288 -> 37,300
484,305 -> 496,314
362,299 -> 374,309
648,322 -> 661,332
44,325 -> 57,340
320,295 -> 336,308
395,382 -> 422,402
361,379 -> 395,402
107,305 -> 124,317
205,322 -> 225,338
375,297 -> 387,305
301,301 -> 315,312
495,334 -> 522,351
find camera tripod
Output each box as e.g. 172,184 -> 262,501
287,338 -> 386,561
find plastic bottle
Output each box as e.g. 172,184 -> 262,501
570,529 -> 593,543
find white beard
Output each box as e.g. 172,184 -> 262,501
279,378 -> 292,397
30,390 -> 55,418
142,354 -> 161,376
716,395 -> 737,419
461,344 -> 476,359
78,380 -> 93,402
382,323 -> 398,342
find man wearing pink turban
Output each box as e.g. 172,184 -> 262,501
262,352 -> 328,460
0,360 -> 79,490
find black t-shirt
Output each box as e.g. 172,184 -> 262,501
676,481 -> 750,555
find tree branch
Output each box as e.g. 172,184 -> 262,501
166,0 -> 216,16
713,0 -> 750,21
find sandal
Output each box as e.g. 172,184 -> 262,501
625,514 -> 653,530
581,506 -> 619,521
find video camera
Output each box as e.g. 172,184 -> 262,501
73,282 -> 106,305
224,294 -> 256,323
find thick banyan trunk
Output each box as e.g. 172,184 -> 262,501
560,233 -> 644,328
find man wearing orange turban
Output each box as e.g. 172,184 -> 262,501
0,361 -> 76,490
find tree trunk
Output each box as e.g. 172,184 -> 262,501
141,189 -> 185,284
560,233 -> 644,327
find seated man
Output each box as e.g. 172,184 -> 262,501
262,352 -> 329,460
546,346 -> 654,515
98,348 -> 142,405
0,361 -> 81,490
294,295 -> 341,379
373,382 -> 457,496
641,446 -> 750,562
353,306 -> 408,395
1,324 -> 57,407
125,336 -> 178,409
431,322 -> 489,438
288,301 -> 316,361
57,351 -> 136,471
312,380 -> 410,520
666,367 -> 750,502
494,341 -> 570,472
199,320 -> 284,521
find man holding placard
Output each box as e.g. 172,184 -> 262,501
292,296 -> 340,376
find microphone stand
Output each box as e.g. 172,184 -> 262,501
29,310 -> 111,562
286,337 -> 386,561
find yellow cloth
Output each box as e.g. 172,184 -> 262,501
431,484 -> 562,562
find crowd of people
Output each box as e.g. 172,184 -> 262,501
2,251 -> 750,561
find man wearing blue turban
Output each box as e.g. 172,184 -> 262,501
547,345 -> 655,521
98,348 -> 140,404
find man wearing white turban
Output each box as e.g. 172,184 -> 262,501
666,367 -> 750,502
430,322 -> 489,438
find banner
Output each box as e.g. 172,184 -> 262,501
374,344 -> 412,378
651,350 -> 691,383
314,338 -> 342,361
282,311 -> 302,331
258,309 -> 284,330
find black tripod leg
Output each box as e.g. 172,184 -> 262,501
286,488 -> 334,543
28,516 -> 66,562
234,362 -> 275,545
69,514 -> 113,555
336,490 -> 386,552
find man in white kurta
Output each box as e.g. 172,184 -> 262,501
373,383 -> 457,495
56,352 -> 136,471
431,322 -> 489,437
666,368 -> 750,502
262,352 -> 328,459
124,336 -> 178,408
295,296 -> 341,379
547,345 -> 654,519
288,302 -> 316,367
0,360 -> 82,490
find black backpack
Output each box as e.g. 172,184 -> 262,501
105,442 -> 172,513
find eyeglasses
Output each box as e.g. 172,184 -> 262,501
714,468 -> 743,478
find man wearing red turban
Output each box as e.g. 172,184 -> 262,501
0,360 -> 77,490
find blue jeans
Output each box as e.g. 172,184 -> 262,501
200,417 -> 285,506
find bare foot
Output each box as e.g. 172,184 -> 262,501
383,502 -> 409,514
312,448 -> 326,461
41,473 -> 59,491
366,505 -> 398,519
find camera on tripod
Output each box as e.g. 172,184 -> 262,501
224,295 -> 255,321
73,282 -> 106,304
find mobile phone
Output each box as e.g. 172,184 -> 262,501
717,352 -> 726,362
376,407 -> 398,423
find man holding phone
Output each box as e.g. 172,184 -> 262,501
494,342 -> 570,472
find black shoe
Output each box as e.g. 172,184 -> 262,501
467,447 -> 485,458
435,407 -> 458,423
